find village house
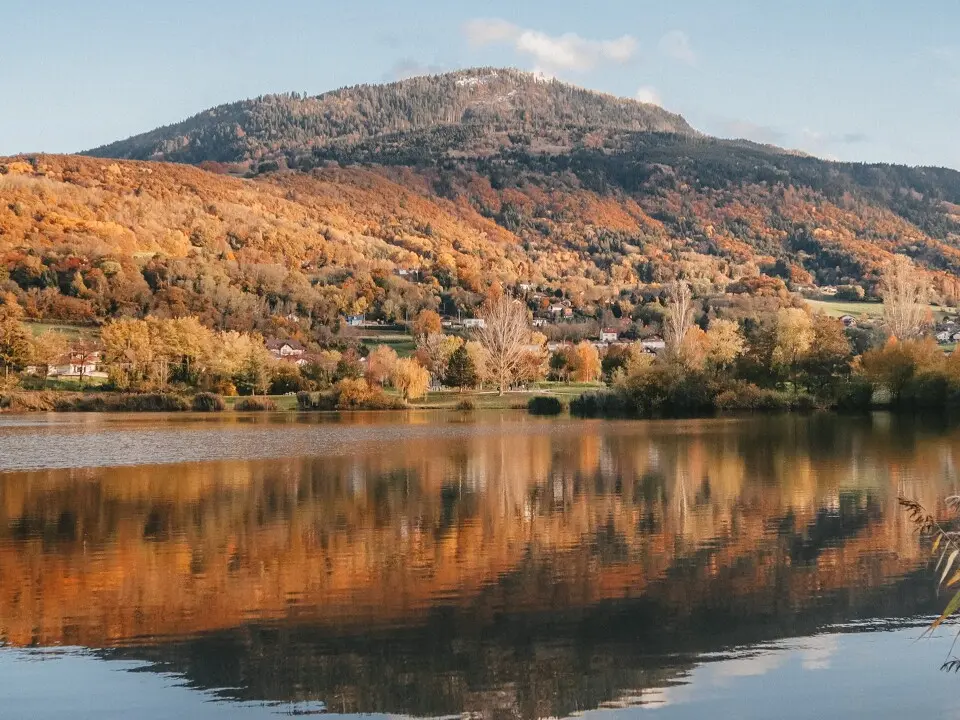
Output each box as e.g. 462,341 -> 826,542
344,314 -> 365,327
599,328 -> 619,343
937,331 -> 952,344
463,318 -> 486,329
266,339 -> 307,363
641,336 -> 666,353
41,351 -> 108,380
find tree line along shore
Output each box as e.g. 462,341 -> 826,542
0,254 -> 956,417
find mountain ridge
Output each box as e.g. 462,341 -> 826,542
85,68 -> 697,165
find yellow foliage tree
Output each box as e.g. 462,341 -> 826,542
391,358 -> 430,401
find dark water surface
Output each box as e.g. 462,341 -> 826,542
2,411 -> 960,719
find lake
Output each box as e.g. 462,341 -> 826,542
1,411 -> 959,719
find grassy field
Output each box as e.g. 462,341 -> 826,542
805,300 -> 885,318
807,299 -> 959,321
23,321 -> 100,338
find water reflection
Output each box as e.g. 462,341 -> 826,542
0,412 -> 957,718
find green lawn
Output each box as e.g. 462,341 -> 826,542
24,321 -> 99,338
805,300 -> 885,318
807,299 -> 959,321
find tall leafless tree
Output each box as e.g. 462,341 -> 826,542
664,280 -> 694,357
881,255 -> 930,340
476,297 -> 531,395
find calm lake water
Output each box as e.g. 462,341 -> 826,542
2,411 -> 960,719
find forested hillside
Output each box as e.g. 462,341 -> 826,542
86,68 -> 695,164
4,69 -> 960,338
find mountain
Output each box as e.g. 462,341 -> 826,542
5,69 -> 960,338
85,68 -> 696,164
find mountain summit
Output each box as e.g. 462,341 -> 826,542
85,68 -> 696,164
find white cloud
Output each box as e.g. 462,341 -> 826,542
384,58 -> 447,81
635,86 -> 661,106
464,18 -> 520,47
464,18 -> 638,73
659,30 -> 697,66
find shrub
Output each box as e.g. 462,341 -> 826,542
527,396 -> 564,415
834,379 -> 874,411
715,382 -> 790,412
192,392 -> 226,412
235,397 -> 277,412
455,398 -> 476,411
570,390 -> 631,418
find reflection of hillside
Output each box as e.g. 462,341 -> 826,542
0,414 -> 958,716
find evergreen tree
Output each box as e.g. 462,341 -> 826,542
444,344 -> 478,391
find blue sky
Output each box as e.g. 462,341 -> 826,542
3,0 -> 959,168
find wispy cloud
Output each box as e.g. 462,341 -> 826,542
384,58 -> 447,81
635,86 -> 661,106
464,19 -> 638,74
659,30 -> 696,66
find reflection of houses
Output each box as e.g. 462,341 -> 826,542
266,339 -> 307,364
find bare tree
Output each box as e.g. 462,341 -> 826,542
476,297 -> 531,395
664,280 -> 694,357
881,255 -> 930,340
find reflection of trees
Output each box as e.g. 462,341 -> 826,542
1,414 -> 959,715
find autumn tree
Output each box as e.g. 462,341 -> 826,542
664,280 -> 694,358
415,333 -> 461,381
239,344 -> 274,396
70,337 -> 102,389
30,331 -> 69,385
798,316 -> 853,395
476,297 -> 531,395
365,344 -> 398,387
412,309 -> 442,338
101,318 -> 155,390
392,357 -> 430,400
860,337 -> 943,403
444,344 -> 478,391
572,341 -> 601,382
881,254 -> 930,340
704,319 -> 745,372
772,308 -> 814,390
0,296 -> 32,379
464,340 -> 491,388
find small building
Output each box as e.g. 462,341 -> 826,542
820,286 -> 838,297
951,332 -> 960,342
266,339 -> 306,360
548,304 -> 565,315
47,351 -> 107,380
345,315 -> 364,327
641,336 -> 666,353
937,331 -> 952,344
532,318 -> 546,327
463,318 -> 486,329
599,328 -> 619,343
